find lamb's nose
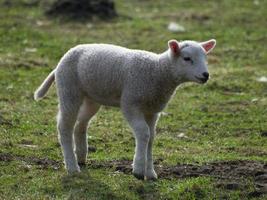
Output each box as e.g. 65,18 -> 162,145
202,72 -> 209,79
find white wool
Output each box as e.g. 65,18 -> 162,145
34,39 -> 216,179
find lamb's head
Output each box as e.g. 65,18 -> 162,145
167,39 -> 216,84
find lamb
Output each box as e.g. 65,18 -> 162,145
34,39 -> 216,180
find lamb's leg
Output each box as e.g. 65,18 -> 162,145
122,106 -> 150,180
145,113 -> 159,180
57,84 -> 83,173
74,98 -> 100,166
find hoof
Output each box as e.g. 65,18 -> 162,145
67,165 -> 81,174
133,172 -> 145,180
146,175 -> 158,181
67,169 -> 81,175
78,162 -> 86,168
146,169 -> 158,181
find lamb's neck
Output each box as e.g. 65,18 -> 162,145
158,51 -> 185,86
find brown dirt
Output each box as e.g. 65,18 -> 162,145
0,153 -> 61,170
2,0 -> 40,7
0,115 -> 13,126
88,159 -> 267,197
45,0 -> 117,20
1,153 -> 266,196
261,131 -> 267,137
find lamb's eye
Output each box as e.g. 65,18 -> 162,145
183,57 -> 191,62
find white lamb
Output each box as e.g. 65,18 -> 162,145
34,39 -> 216,180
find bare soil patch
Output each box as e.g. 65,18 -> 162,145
1,153 -> 266,196
88,159 -> 267,197
0,153 -> 61,169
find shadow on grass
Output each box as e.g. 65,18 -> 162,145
61,168 -> 160,200
61,171 -> 122,200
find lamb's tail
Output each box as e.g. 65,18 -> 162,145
34,69 -> 56,101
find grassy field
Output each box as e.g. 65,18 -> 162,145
0,0 -> 266,199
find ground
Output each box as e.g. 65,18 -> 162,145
0,0 -> 266,199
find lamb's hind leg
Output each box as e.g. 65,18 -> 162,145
57,90 -> 83,173
74,98 -> 100,166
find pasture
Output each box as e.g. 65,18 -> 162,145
0,0 -> 266,199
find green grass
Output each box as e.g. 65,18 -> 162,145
0,0 -> 266,199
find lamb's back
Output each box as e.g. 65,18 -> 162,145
74,44 -> 158,106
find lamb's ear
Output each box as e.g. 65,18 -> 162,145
168,39 -> 180,56
200,39 -> 216,54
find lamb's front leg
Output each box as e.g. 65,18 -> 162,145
145,113 -> 159,180
122,106 -> 150,180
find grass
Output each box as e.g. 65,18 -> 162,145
0,0 -> 266,199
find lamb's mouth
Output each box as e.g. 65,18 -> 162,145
195,76 -> 208,83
